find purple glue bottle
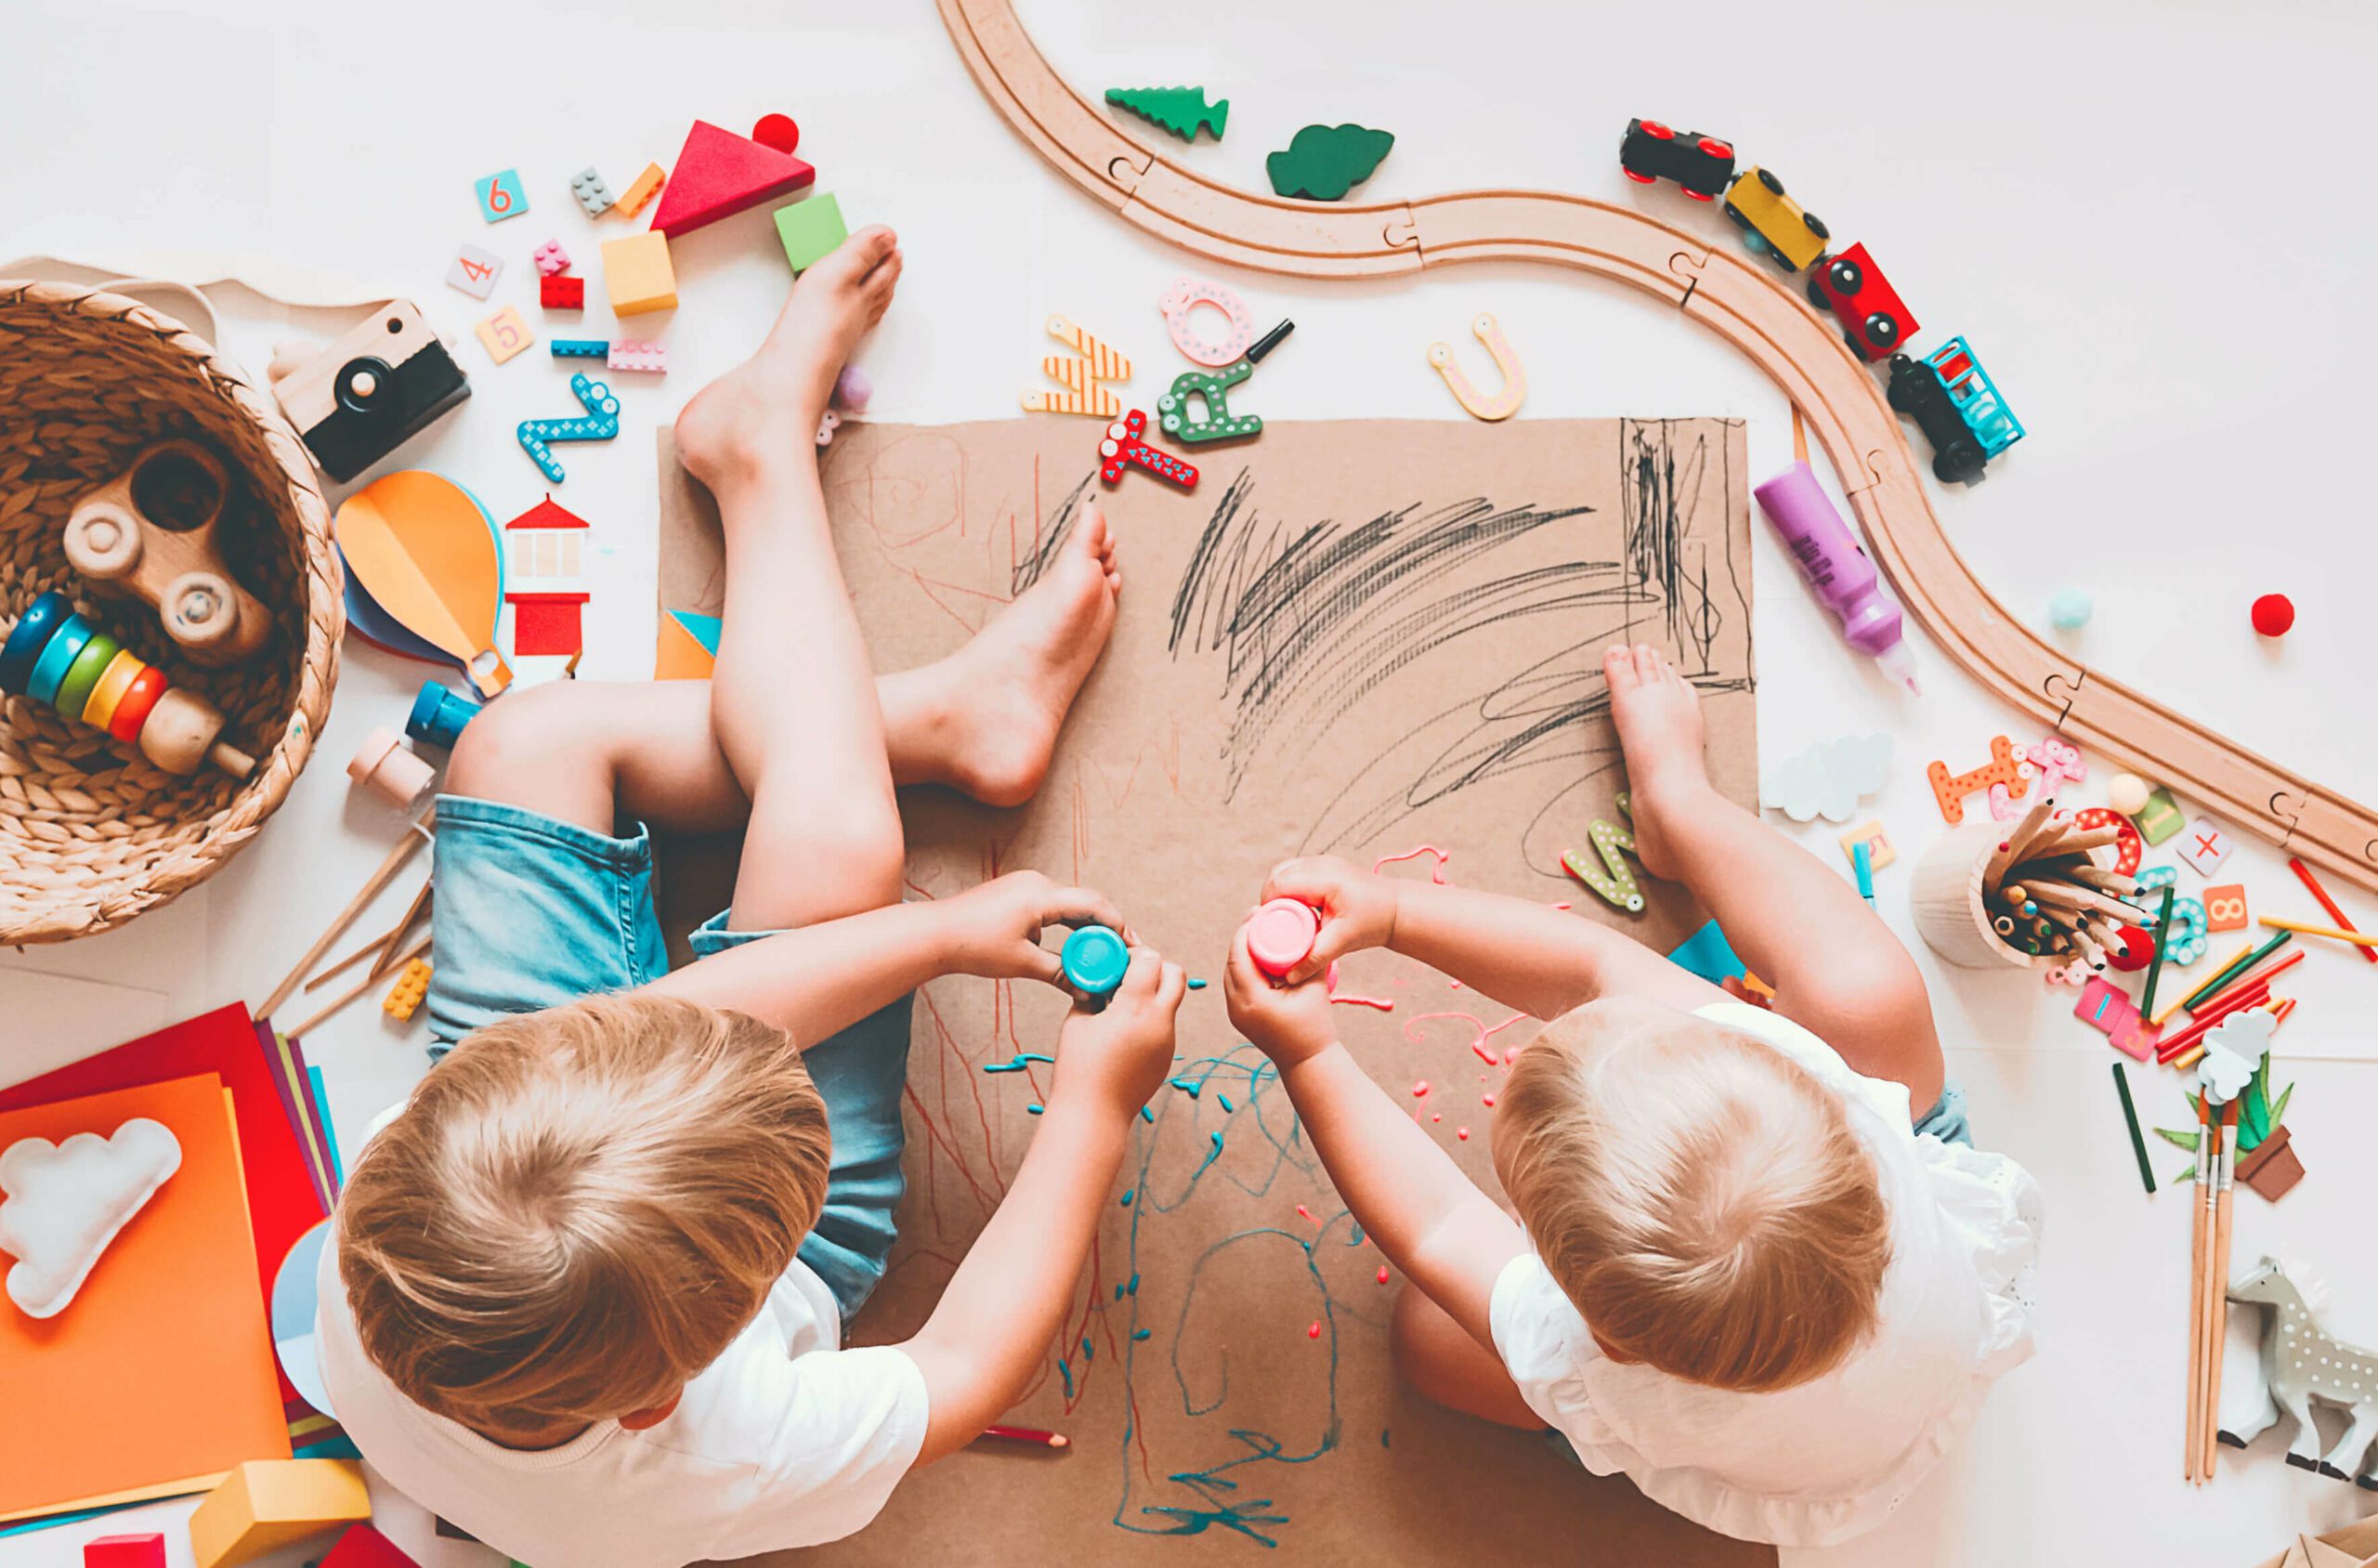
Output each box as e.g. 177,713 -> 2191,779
1752,462 -> 1921,694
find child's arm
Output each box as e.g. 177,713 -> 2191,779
902,947 -> 1186,1464
1262,856 -> 1722,1020
1222,931 -> 1522,1348
648,871 -> 1126,1046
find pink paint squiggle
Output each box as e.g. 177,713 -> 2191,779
1405,1010 -> 1530,1066
1325,960 -> 1395,1012
1372,843 -> 1451,883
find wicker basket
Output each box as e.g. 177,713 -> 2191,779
0,281 -> 340,943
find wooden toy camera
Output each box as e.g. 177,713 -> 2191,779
268,302 -> 471,482
63,439 -> 271,663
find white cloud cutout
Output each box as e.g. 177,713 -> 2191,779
2198,1010 -> 2277,1105
0,1117 -> 181,1318
1761,734 -> 1894,824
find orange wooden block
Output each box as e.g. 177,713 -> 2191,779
602,232 -> 677,317
2202,882 -> 2249,933
0,1077 -> 290,1521
188,1459 -> 371,1568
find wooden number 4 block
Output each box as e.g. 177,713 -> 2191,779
445,244 -> 502,300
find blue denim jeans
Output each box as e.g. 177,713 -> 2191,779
424,794 -> 913,1321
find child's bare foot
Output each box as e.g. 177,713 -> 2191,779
674,226 -> 903,490
921,504 -> 1123,806
1605,643 -> 1713,880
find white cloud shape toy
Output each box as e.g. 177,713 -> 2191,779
0,1117 -> 181,1318
1760,733 -> 1893,824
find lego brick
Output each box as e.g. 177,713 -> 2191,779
550,339 -> 608,359
2202,882 -> 2249,933
2176,820 -> 2232,877
188,1459 -> 371,1568
531,239 -> 570,276
601,231 -> 676,316
1838,819 -> 1896,871
473,167 -> 528,224
444,243 -> 502,300
383,958 -> 431,1021
2134,785 -> 2186,846
85,1536 -> 166,1568
474,305 -> 533,365
540,273 -> 584,310
607,339 -> 666,374
570,165 -> 614,217
616,161 -> 666,219
651,117 -> 817,238
773,191 -> 847,274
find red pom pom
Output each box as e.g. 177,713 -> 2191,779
2251,594 -> 2295,637
751,113 -> 801,154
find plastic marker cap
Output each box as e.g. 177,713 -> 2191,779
1061,924 -> 1130,996
1248,898 -> 1321,977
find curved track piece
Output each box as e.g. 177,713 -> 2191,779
942,0 -> 2378,893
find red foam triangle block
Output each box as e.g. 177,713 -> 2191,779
648,119 -> 816,238
320,1525 -> 423,1568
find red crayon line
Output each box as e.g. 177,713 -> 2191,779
980,1425 -> 1070,1449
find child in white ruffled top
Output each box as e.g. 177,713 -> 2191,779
1222,643 -> 2042,1548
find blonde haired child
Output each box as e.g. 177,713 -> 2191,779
1224,643 -> 2040,1548
320,229 -> 1187,1567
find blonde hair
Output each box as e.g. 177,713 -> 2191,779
1496,997 -> 1891,1392
336,994 -> 830,1439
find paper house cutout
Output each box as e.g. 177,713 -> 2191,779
0,1118 -> 180,1318
648,120 -> 817,238
503,496 -> 591,660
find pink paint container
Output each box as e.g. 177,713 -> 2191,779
1248,898 -> 1321,977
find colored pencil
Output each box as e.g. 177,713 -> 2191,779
2257,916 -> 2378,950
2291,856 -> 2376,966
1987,793 -> 2058,884
2156,938 -> 2254,1026
979,1425 -> 1070,1449
2169,932 -> 2293,1022
2112,1061 -> 2155,1194
2157,976 -> 2284,1063
2140,885 -> 2178,1020
2190,945 -> 2305,1019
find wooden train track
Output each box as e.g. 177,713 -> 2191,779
942,0 -> 2378,894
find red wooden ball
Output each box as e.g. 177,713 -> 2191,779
2251,594 -> 2295,637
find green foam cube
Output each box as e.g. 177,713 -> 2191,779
774,193 -> 848,274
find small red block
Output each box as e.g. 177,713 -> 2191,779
541,274 -> 584,310
85,1537 -> 166,1568
2251,593 -> 2295,637
320,1523 -> 424,1568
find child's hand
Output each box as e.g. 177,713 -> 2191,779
1223,924 -> 1339,1069
1052,947 -> 1186,1119
940,871 -> 1128,987
1261,856 -> 1397,984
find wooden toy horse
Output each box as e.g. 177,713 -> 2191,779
2223,1258 -> 2378,1488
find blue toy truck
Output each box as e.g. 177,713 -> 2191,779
1887,336 -> 2024,484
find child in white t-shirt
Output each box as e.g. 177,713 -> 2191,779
1222,642 -> 2041,1548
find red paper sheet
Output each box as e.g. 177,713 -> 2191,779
0,1075 -> 293,1517
0,1003 -> 325,1401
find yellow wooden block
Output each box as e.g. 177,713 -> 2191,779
602,232 -> 677,317
616,161 -> 666,219
189,1459 -> 371,1568
473,304 -> 533,365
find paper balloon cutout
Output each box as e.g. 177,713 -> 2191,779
335,472 -> 512,696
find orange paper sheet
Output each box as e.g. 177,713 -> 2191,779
0,1075 -> 293,1518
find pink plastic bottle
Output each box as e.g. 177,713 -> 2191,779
1752,462 -> 1921,694
1247,898 -> 1321,978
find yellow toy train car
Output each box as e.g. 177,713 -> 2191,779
1722,166 -> 1830,273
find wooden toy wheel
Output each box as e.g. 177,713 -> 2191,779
62,503 -> 143,578
163,570 -> 240,650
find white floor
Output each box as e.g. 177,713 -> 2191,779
6,1 -> 2376,1563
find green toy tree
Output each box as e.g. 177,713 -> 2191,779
1104,86 -> 1229,144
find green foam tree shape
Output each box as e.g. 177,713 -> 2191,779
1104,86 -> 1229,143
1266,123 -> 1395,201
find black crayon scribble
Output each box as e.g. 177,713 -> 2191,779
1164,419 -> 1751,860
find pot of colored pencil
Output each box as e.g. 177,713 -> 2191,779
1913,797 -> 2152,971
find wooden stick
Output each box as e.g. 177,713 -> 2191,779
372,881 -> 436,980
257,808 -> 435,1020
2258,915 -> 2378,950
306,913 -> 409,993
2024,880 -> 2148,923
2185,1095 -> 2214,1483
2027,822 -> 2124,857
2291,857 -> 2377,965
285,934 -> 432,1040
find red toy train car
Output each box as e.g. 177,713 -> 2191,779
1806,243 -> 1918,361
1619,119 -> 1735,201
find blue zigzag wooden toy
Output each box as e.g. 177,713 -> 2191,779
517,372 -> 621,482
